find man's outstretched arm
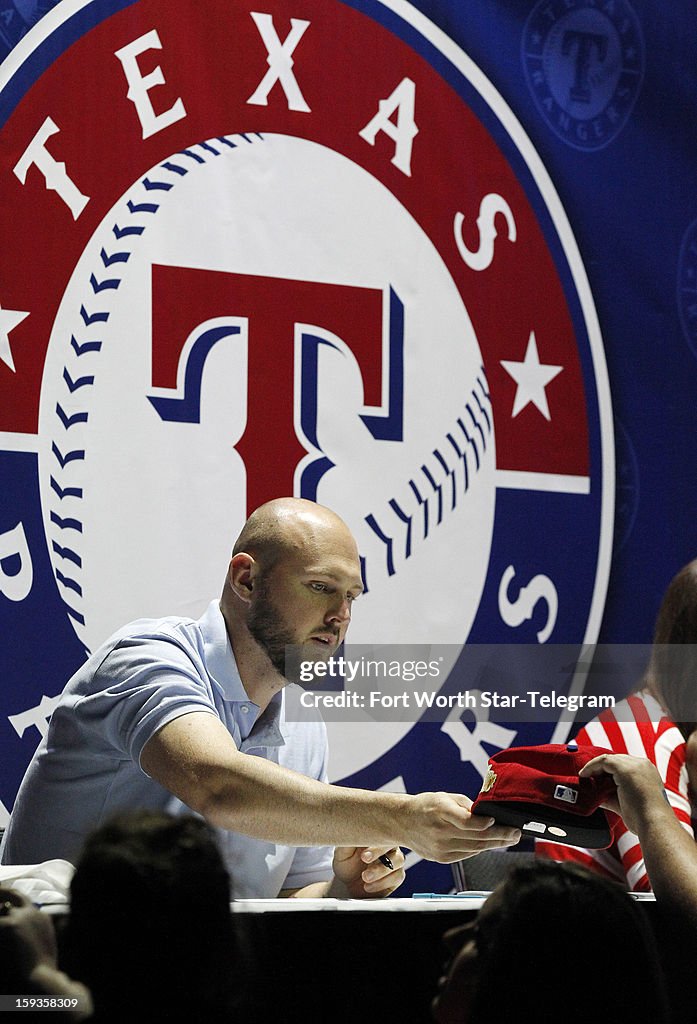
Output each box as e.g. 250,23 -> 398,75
141,710 -> 520,863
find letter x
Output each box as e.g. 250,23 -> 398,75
247,11 -> 311,112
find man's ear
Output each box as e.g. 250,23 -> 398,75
227,552 -> 258,603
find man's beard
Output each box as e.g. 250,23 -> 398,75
247,576 -> 337,683
247,577 -> 298,680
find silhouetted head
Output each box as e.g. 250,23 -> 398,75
65,811 -> 235,1022
433,861 -> 669,1024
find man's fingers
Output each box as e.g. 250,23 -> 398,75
361,846 -> 405,892
455,818 -> 521,843
439,793 -> 473,820
361,870 -> 406,895
580,752 -> 662,787
333,846 -> 359,866
435,845 -> 511,864
484,826 -> 521,845
445,832 -> 520,854
578,754 -> 610,778
418,830 -> 521,864
360,846 -> 397,864
438,793 -> 512,835
437,809 -> 518,842
438,802 -> 492,831
443,810 -> 494,830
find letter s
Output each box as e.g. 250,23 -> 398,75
498,565 -> 558,643
454,193 -> 517,272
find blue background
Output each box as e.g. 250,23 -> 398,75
402,0 -> 697,646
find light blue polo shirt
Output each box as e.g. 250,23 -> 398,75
0,601 -> 333,898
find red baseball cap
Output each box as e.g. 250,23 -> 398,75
471,743 -> 615,849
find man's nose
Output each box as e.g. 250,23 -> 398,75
325,596 -> 351,625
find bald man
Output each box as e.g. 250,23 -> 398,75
1,499 -> 519,897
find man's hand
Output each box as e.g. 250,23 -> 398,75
579,753 -> 670,836
330,846 -> 406,898
404,792 -> 520,862
581,751 -> 697,923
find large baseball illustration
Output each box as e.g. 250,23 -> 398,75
37,131 -> 496,777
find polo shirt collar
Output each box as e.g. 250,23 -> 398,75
198,600 -> 284,748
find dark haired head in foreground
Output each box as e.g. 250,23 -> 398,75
63,811 -> 239,1022
433,860 -> 670,1024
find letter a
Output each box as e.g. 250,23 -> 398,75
359,78 -> 418,176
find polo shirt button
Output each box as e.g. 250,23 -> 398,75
241,704 -> 250,713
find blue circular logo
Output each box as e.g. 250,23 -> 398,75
0,0 -> 614,890
522,0 -> 644,151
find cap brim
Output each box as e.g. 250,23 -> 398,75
474,800 -> 611,850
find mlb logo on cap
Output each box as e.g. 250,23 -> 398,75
471,743 -> 616,849
553,784 -> 578,805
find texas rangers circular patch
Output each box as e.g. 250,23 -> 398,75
0,0 -> 613,830
522,0 -> 644,151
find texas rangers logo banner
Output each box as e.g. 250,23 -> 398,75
3,0 -> 692,893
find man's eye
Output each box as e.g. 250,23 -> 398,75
310,582 -> 328,592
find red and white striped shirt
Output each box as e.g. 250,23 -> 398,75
536,690 -> 693,891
